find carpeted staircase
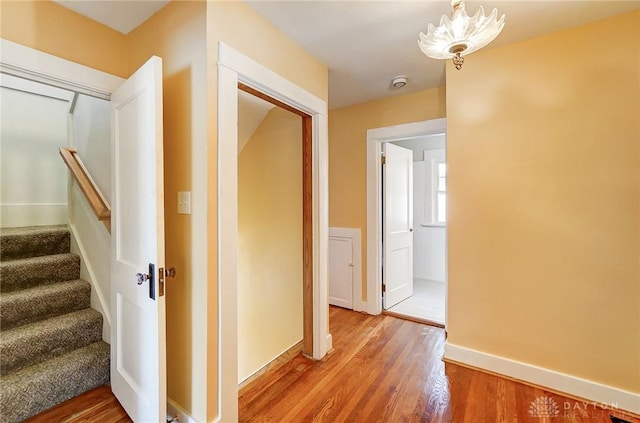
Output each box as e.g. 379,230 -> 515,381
0,225 -> 110,422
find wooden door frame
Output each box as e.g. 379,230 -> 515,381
217,42 -> 330,423
237,82 -> 314,357
365,118 -> 447,316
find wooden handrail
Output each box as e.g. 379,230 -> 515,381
59,147 -> 111,233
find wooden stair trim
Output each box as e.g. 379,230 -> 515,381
59,148 -> 111,233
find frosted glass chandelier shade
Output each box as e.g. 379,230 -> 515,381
418,0 -> 505,69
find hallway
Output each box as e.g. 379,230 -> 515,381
239,307 -> 636,422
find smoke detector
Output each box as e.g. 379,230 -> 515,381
391,75 -> 408,88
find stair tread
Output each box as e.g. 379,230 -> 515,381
0,278 -> 90,301
0,341 -> 110,423
0,225 -> 110,422
0,225 -> 68,236
0,279 -> 91,331
0,225 -> 70,261
1,309 -> 103,375
0,252 -> 78,266
0,253 -> 80,293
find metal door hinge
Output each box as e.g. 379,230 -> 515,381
159,267 -> 164,297
158,267 -> 176,297
382,283 -> 386,293
381,155 -> 386,165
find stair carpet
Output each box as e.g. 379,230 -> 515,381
0,225 -> 109,422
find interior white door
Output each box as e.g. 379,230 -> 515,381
110,56 -> 166,422
329,235 -> 354,309
382,143 -> 413,309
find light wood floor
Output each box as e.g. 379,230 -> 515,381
240,306 -> 638,423
24,385 -> 130,422
28,307 -> 638,423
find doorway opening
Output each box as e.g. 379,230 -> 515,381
217,42 -> 330,423
236,83 -> 313,387
365,118 -> 447,327
383,135 -> 446,326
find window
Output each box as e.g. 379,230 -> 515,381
422,149 -> 446,226
435,162 -> 446,224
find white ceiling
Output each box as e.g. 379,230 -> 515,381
246,1 -> 640,108
53,0 -> 170,34
54,1 -> 640,108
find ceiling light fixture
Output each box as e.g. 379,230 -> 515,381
418,0 -> 505,70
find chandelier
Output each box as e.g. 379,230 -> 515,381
418,0 -> 505,70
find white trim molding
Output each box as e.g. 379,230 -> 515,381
0,39 -> 122,98
329,227 -> 365,312
68,218 -> 111,342
167,398 -> 198,423
445,343 -> 640,415
366,118 -> 447,316
217,42 -> 329,423
0,204 -> 67,227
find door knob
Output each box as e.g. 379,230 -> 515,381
136,272 -> 150,285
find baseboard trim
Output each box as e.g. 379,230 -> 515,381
69,221 -> 111,342
0,203 -> 67,227
444,342 -> 640,416
167,398 -> 197,423
354,299 -> 367,313
238,340 -> 304,392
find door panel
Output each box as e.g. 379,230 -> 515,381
329,236 -> 353,309
110,56 -> 166,422
383,143 -> 413,309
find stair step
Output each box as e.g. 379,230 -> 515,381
0,253 -> 80,293
0,280 -> 91,331
0,341 -> 110,423
1,309 -> 103,375
0,225 -> 70,261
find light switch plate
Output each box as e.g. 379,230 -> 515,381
177,191 -> 191,214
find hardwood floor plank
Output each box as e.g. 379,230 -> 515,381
24,307 -> 640,423
24,385 -> 130,423
239,307 -> 640,423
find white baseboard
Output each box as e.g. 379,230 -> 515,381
69,219 -> 111,342
167,398 -> 197,423
326,333 -> 333,352
0,203 -> 67,227
444,342 -> 640,415
353,295 -> 367,313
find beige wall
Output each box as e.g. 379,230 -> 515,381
127,1 -> 208,419
206,2 -> 328,419
0,0 -> 128,77
238,107 -> 303,383
328,88 -> 446,301
446,10 -> 640,393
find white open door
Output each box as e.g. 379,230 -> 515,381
382,143 -> 413,309
110,56 -> 166,422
